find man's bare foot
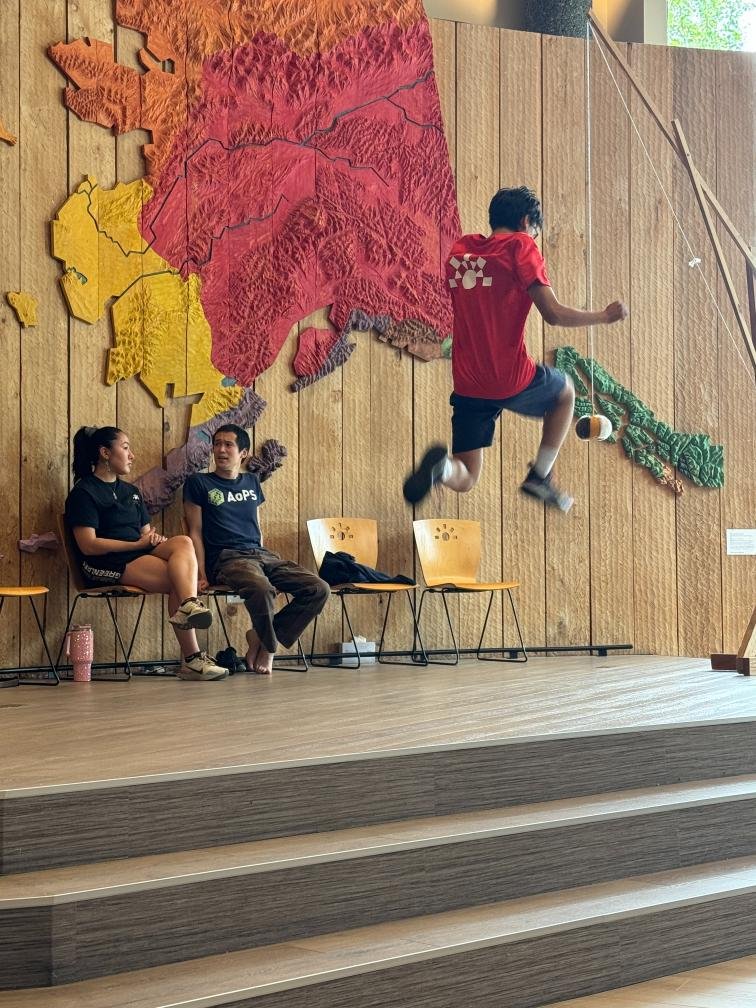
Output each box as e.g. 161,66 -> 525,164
254,647 -> 275,675
245,628 -> 261,672
246,628 -> 274,675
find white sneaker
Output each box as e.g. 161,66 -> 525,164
169,598 -> 213,631
177,653 -> 228,681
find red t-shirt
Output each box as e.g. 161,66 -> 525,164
446,232 -> 550,399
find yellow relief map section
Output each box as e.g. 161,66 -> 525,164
6,291 -> 38,327
51,176 -> 241,425
110,272 -> 243,423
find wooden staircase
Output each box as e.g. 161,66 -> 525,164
1,718 -> 755,1005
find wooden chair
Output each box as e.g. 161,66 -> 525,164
0,586 -> 59,686
413,519 -> 527,665
57,515 -> 149,681
307,517 -> 426,668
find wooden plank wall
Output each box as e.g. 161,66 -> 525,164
456,23 -> 503,651
500,28 -> 546,650
18,0 -> 68,669
113,16 -> 166,668
628,42 -> 677,656
672,48 -> 722,659
715,51 -> 756,657
415,17 -> 458,653
0,0 -> 21,668
69,0 -> 116,664
588,40 -> 633,648
0,15 -> 753,668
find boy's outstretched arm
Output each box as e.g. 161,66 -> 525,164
529,282 -> 628,327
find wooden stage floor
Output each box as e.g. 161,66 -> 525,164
1,655 -> 754,794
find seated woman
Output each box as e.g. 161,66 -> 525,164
65,426 -> 227,682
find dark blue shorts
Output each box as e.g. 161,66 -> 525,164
450,365 -> 567,454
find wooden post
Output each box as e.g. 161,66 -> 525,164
588,9 -> 756,275
671,118 -> 756,376
748,267 -> 756,360
711,606 -> 756,676
587,8 -> 756,383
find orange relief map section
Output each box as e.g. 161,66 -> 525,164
48,1 -> 459,507
49,0 -> 459,389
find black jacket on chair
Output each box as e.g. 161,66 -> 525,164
318,551 -> 415,587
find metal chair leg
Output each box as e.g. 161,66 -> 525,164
416,589 -> 461,666
0,598 -> 18,687
55,594 -> 80,668
272,634 -> 309,671
124,595 -> 147,661
308,611 -> 333,667
210,593 -> 233,650
477,589 -> 528,663
309,589 -> 429,670
272,594 -> 310,671
375,593 -> 392,665
56,592 -> 140,681
408,590 -> 429,665
19,596 -> 60,686
309,615 -> 319,663
340,595 -> 362,668
440,592 -> 461,665
297,637 -> 309,669
308,595 -> 350,668
377,591 -> 428,667
105,596 -> 133,681
507,588 -> 528,662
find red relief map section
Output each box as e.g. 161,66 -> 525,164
49,0 -> 460,388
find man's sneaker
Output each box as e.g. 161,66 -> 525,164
177,653 -> 228,681
520,465 -> 574,512
403,444 -> 449,505
168,598 -> 213,631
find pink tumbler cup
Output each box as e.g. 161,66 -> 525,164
66,624 -> 93,682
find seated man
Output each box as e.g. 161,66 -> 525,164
184,424 -> 329,674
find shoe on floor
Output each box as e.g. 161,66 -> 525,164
177,652 -> 228,681
520,465 -> 574,512
215,646 -> 247,675
403,444 -> 448,505
168,598 -> 213,631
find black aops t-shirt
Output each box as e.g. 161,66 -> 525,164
184,471 -> 264,579
65,475 -> 153,585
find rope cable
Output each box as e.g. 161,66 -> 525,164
587,22 -> 754,383
585,21 -> 595,405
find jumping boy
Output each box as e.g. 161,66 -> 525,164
404,186 -> 628,511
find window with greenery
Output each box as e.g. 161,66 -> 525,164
668,0 -> 753,51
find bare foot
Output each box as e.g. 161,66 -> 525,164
245,628 -> 261,672
246,628 -> 274,675
253,647 -> 275,675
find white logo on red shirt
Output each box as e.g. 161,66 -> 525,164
448,254 -> 493,290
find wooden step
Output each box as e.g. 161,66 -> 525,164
3,718 -> 754,874
1,857 -> 754,1007
547,954 -> 756,1007
2,777 -> 756,988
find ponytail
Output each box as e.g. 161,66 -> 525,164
72,426 -> 122,482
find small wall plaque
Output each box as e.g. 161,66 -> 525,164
726,529 -> 756,556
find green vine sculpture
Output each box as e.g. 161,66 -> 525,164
554,346 -> 724,494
